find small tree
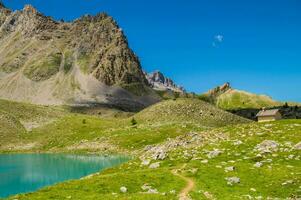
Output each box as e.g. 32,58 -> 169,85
131,118 -> 137,126
283,102 -> 289,108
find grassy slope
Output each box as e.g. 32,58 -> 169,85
0,99 -> 66,148
135,98 -> 250,126
188,120 -> 301,199
0,99 -> 66,123
7,120 -> 301,200
1,98 -> 300,199
0,110 -> 25,144
216,89 -> 281,110
4,98 -> 245,153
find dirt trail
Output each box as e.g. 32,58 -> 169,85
172,164 -> 195,200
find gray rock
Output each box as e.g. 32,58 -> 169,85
224,166 -> 235,172
294,142 -> 301,150
225,177 -> 240,185
207,149 -> 222,159
201,159 -> 208,164
141,184 -> 152,191
146,188 -> 159,194
149,162 -> 160,169
255,140 -> 279,153
141,159 -> 151,166
120,186 -> 127,193
233,140 -> 243,146
254,162 -> 263,168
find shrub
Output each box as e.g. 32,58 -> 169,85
131,118 -> 137,126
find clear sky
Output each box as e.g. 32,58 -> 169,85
3,0 -> 301,102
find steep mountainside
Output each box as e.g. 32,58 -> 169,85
0,4 -> 159,110
145,71 -> 185,93
200,83 -> 281,110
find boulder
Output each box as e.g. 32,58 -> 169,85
225,177 -> 240,185
255,140 -> 279,153
149,162 -> 160,169
120,186 -> 127,193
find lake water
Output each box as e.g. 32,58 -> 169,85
0,154 -> 128,198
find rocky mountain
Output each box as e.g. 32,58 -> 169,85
145,71 -> 185,93
0,4 -> 159,110
199,82 -> 301,120
200,82 -> 281,110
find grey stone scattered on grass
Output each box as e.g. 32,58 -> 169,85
225,177 -> 240,185
254,162 -> 263,168
294,142 -> 301,150
207,149 -> 222,159
141,159 -> 151,166
120,186 -> 127,193
255,140 -> 279,154
149,162 -> 160,169
224,166 -> 235,172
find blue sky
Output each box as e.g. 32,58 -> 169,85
3,0 -> 301,101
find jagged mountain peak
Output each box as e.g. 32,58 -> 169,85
207,82 -> 232,96
145,70 -> 185,93
0,4 -> 159,110
23,4 -> 38,14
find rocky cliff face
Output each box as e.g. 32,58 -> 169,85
199,82 -> 232,103
0,4 -> 159,110
145,71 -> 185,93
207,82 -> 231,97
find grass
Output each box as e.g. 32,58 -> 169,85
23,52 -> 62,81
0,110 -> 25,144
186,120 -> 301,199
5,119 -> 300,200
1,98 -> 300,199
135,98 -> 250,126
9,165 -> 185,200
63,51 -> 73,73
0,99 -> 65,122
216,90 -> 281,110
77,53 -> 91,74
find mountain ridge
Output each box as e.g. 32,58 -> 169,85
145,70 -> 185,93
200,82 -> 281,109
0,4 -> 159,110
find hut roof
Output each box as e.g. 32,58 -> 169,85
256,109 -> 280,117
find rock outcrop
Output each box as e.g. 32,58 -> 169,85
145,71 -> 185,93
204,82 -> 232,101
0,4 -> 159,110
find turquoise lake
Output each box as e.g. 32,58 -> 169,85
0,154 -> 128,198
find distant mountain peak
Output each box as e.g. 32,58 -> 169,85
145,71 -> 185,93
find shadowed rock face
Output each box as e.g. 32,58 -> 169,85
0,4 -> 159,109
